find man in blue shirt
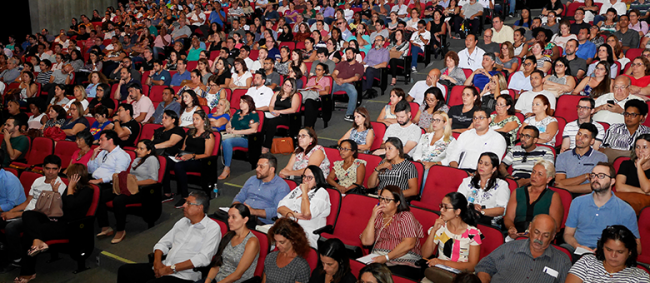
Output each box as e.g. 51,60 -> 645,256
147,60 -> 171,86
231,153 -> 290,225
209,2 -> 227,28
464,52 -> 500,92
555,123 -> 608,195
170,59 -> 191,87
575,28 -> 596,63
562,163 -> 641,256
0,150 -> 25,215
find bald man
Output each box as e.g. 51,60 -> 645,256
407,68 -> 446,106
475,214 -> 571,283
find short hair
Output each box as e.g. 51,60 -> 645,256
345,47 -> 357,55
189,190 -> 210,213
579,123 -> 598,140
484,52 -> 496,62
43,155 -> 62,168
127,83 -> 142,92
255,70 -> 267,82
259,153 -> 278,171
579,97 -> 595,109
595,161 -> 616,179
524,56 -> 537,65
444,51 -> 460,67
76,129 -> 95,146
100,130 -> 119,144
523,125 -> 540,138
535,159 -> 556,179
394,100 -> 411,114
8,115 -> 26,129
379,185 -> 410,212
119,103 -> 133,117
531,69 -> 545,79
163,109 -> 180,126
316,47 -> 328,56
625,99 -> 648,116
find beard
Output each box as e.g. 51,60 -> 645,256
398,119 -> 408,126
590,181 -> 610,193
347,57 -> 354,62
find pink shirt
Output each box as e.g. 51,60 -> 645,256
132,95 -> 156,123
71,149 -> 93,166
154,34 -> 172,48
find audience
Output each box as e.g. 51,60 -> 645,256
302,62 -> 332,129
417,87 -> 449,130
368,138 -> 419,197
520,95 -> 559,147
615,134 -> 650,214
339,107 -> 374,153
126,84 -> 155,124
219,96 -> 261,180
279,127 -> 331,179
1,116 -> 28,167
440,51 -> 467,88
448,86 -> 480,132
333,48 -> 364,122
457,153 -> 510,226
309,238 -> 356,283
112,104 -> 141,148
489,95 -> 520,147
88,83 -> 116,116
262,78 -> 301,153
600,99 -> 650,162
560,97 -> 605,153
514,70 -> 556,117
149,87 -> 181,124
178,89 -> 202,128
500,126 -> 555,187
593,76 -> 644,125
378,88 -> 408,126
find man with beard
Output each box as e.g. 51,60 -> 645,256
555,123 -> 608,195
562,163 -> 641,258
230,153 -> 290,226
372,100 -> 421,157
563,39 -> 587,80
500,126 -> 555,187
332,48 -> 364,122
475,214 -> 571,283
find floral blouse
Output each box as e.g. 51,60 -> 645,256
350,128 -> 371,153
418,106 -> 449,130
490,114 -> 521,147
412,133 -> 455,163
332,159 -> 367,187
293,145 -> 330,177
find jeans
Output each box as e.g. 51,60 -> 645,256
222,137 -> 248,167
332,81 -> 358,116
411,45 -> 423,68
509,0 -> 516,14
362,67 -> 381,91
153,47 -> 166,60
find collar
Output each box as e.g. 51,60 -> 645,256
517,239 -> 553,260
576,118 -> 593,126
572,147 -> 593,158
185,214 -> 209,229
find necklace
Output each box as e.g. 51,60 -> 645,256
76,148 -> 89,161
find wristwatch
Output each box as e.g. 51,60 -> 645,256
171,264 -> 177,273
385,255 -> 390,261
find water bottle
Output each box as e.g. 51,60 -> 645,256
210,182 -> 219,199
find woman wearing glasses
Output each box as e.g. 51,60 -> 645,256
262,78 -> 301,154
327,140 -> 367,194
623,56 -> 650,91
543,57 -> 577,97
360,185 -> 424,281
566,225 -> 649,283
421,192 -> 482,281
489,95 -> 520,148
456,153 -> 510,226
367,138 -> 419,198
278,165 -> 331,248
413,111 -> 454,191
614,134 -> 650,214
358,263 -> 394,283
279,127 -> 331,179
520,95 -> 558,146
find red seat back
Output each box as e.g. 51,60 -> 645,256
409,102 -> 419,121
358,153 -> 382,187
284,178 -> 299,190
140,124 -> 162,141
86,184 -> 101,217
554,95 -> 582,122
19,171 -> 42,196
411,165 -> 468,212
548,187 -> 571,229
5,167 -> 19,177
249,50 -> 259,61
411,161 -> 424,192
252,229 -> 270,276
54,140 -> 78,169
186,61 -> 198,71
325,188 -> 342,230
231,89 -> 247,110
613,156 -> 630,174
327,194 -> 378,247
306,248 -> 319,272
506,178 -> 518,193
149,85 -> 166,102
323,146 -> 343,164
369,122 -> 386,151
638,206 -> 650,264
27,137 -> 55,165
555,117 -> 566,148
477,223 -> 504,261
411,207 -> 439,247
209,50 -> 221,61
156,156 -> 167,183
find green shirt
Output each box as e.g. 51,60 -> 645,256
148,25 -> 159,37
1,135 -> 29,167
231,110 -> 260,131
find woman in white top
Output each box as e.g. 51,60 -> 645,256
229,58 -> 253,90
179,90 -> 202,128
520,95 -> 558,146
413,111 -> 456,191
64,85 -> 89,115
277,165 -> 331,248
406,9 -> 421,32
27,99 -> 48,130
377,88 -> 406,126
457,152 -> 510,226
550,20 -> 576,49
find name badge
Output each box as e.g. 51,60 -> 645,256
543,266 -> 558,278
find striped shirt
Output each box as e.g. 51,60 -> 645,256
569,254 -> 650,283
368,211 -> 424,265
502,146 -> 555,179
562,120 -> 605,150
475,239 -> 571,283
376,159 -> 418,192
601,123 -> 650,151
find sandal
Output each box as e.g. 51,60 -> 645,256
27,244 -> 48,257
390,78 -> 397,86
14,275 -> 35,283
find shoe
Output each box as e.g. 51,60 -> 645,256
218,170 -> 230,180
96,227 -> 114,238
174,198 -> 186,208
411,66 -> 417,72
343,115 -> 354,122
27,243 -> 48,257
0,261 -> 19,274
111,232 -> 126,244
161,193 -> 175,203
508,13 -> 514,18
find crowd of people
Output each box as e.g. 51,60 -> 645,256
1,0 -> 650,282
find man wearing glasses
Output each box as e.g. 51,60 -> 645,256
560,97 -> 605,153
600,99 -> 650,162
555,123 -> 608,194
369,20 -> 389,45
501,126 -> 555,187
593,76 -> 644,125
338,20 -> 353,41
444,109 -> 506,171
562,163 -> 640,258
507,56 -> 535,93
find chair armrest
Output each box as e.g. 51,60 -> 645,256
313,225 -> 333,235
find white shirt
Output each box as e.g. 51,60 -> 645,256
26,176 -> 67,211
457,176 -> 509,225
593,92 -> 644,125
242,57 -> 254,71
245,85 -> 274,117
391,4 -> 409,15
458,47 -> 485,71
477,0 -> 494,9
310,22 -> 330,32
514,90 -> 557,115
507,71 -> 533,92
63,98 -> 90,111
491,26 -> 514,44
180,106 -> 199,127
87,146 -> 131,183
599,0 -> 627,15
278,187 -> 331,248
443,128 -> 507,170
410,30 -> 431,49
250,60 -> 263,73
153,215 -> 221,282
408,81 -> 446,106
186,12 -> 206,26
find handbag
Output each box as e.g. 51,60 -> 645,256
112,172 -> 140,196
271,137 -> 294,154
44,126 -> 66,141
33,191 -> 64,218
389,50 -> 403,59
423,266 -> 457,283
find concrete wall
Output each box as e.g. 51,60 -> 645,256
29,0 -> 117,35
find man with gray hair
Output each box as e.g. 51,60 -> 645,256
0,57 -> 20,83
361,36 -> 389,98
464,53 -> 500,92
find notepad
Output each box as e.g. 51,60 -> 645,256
356,254 -> 381,264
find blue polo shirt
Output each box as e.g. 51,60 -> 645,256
0,169 -> 26,211
566,192 -> 639,249
151,70 -> 171,86
556,148 -> 608,184
232,175 -> 290,224
209,10 -> 226,27
170,70 -> 191,87
576,41 -> 597,61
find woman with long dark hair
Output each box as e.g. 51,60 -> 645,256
309,238 -> 356,283
339,107 -> 374,153
178,89 -> 202,128
262,78 -> 301,153
457,153 -> 510,226
367,138 -> 419,198
574,60 -> 612,99
219,96 -> 260,180
586,44 -> 618,79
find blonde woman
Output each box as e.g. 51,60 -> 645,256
479,73 -> 509,114
207,99 -> 231,132
64,85 -> 89,115
413,111 -> 455,190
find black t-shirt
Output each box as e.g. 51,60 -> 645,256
118,119 -> 141,148
215,69 -> 232,85
361,9 -> 373,20
618,160 -> 650,188
88,97 -> 116,114
570,22 -> 591,35
152,126 -> 186,155
11,112 -> 29,129
142,59 -> 155,72
76,33 -> 90,41
309,270 -> 356,283
448,105 -> 477,130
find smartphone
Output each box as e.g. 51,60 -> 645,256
607,100 -> 615,105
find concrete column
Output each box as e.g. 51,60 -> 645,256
29,0 -> 118,35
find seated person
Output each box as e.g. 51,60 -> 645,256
279,127 -> 331,179
520,95 -> 558,147
61,101 -> 90,141
514,70 -> 556,117
563,163 -> 640,257
507,57 -> 536,93
126,84 -> 155,123
112,104 -> 141,148
87,83 -> 115,116
500,126 -> 555,187
41,105 -> 67,131
278,165 -> 331,248
219,96 -> 260,180
457,153 -> 510,226
64,130 -> 95,172
231,154 -> 290,225
6,100 -> 28,131
560,97 -> 605,153
600,99 -> 650,163
14,164 -> 93,283
567,225 -> 649,282
413,111 -> 455,189
207,99 -> 230,131
63,85 -> 89,114
372,101 -> 422,157
448,86 -> 480,133
593,76 -> 644,125
261,78 -> 301,153
489,95 -> 521,147
368,138 -> 419,198
163,110 -> 215,208
117,191 -> 221,283
327,140 -> 367,194
615,134 -> 650,214
417,87 -> 450,130
503,160 -> 564,241
302,62 -> 333,129
87,130 -> 131,186
96,140 -> 160,244
338,107 -> 374,154
377,88 -> 408,126
421,192 -> 482,274
360,185 -> 424,281
202,204 -> 260,283
89,106 -> 113,141
149,87 -> 181,124
152,110 -> 186,159
555,124 -> 608,194
178,90 -> 202,128
475,214 -> 571,283
463,53 -> 500,92
309,238 -> 357,283
262,218 -> 311,283
1,116 -> 29,167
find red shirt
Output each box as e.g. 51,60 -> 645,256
624,74 -> 650,87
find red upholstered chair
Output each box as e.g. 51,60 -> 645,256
230,89 -> 247,110
369,122 -> 386,152
5,167 -> 19,177
140,124 -> 162,141
554,95 -> 582,123
11,137 -> 54,170
638,206 -> 650,264
506,178 -> 518,193
312,188 -> 342,236
320,194 -> 378,256
555,117 -> 567,149
477,224 -> 504,261
411,207 -> 440,247
358,153 -> 382,187
411,165 -> 469,212
409,102 -> 419,122
186,61 -> 198,71
613,156 -> 630,174
19,172 -> 42,197
169,133 -> 221,195
149,85 -> 166,102
548,187 -> 572,229
284,178 -> 299,190
552,244 -> 572,261
323,146 -> 343,164
411,161 -> 425,193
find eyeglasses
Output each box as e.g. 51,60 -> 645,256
298,134 -> 310,139
495,103 -> 507,108
473,116 -> 487,121
624,112 -> 641,118
576,105 -> 592,110
632,63 -> 644,67
589,173 -> 612,179
301,175 -> 314,181
439,204 -> 453,210
431,118 -> 443,123
520,134 -> 535,140
378,197 -> 395,203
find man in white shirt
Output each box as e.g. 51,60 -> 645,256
373,101 -> 422,157
514,70 -> 557,116
246,72 -> 274,116
458,34 -> 485,71
87,130 -> 131,185
508,57 -> 536,93
408,69 -> 445,106
391,0 -> 409,19
444,109 -> 507,171
491,15 -> 514,44
593,76 -> 644,125
117,191 -> 221,283
409,20 -> 431,72
0,155 -> 66,269
239,46 -> 254,71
